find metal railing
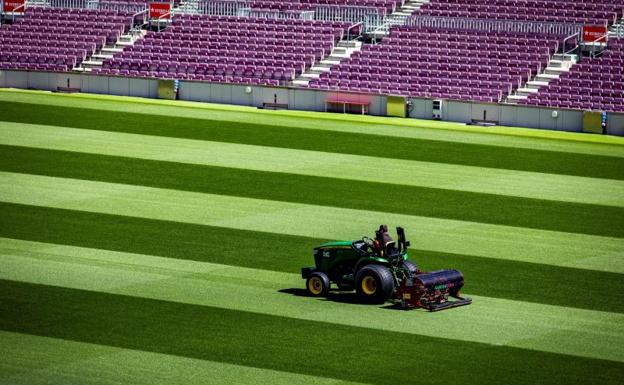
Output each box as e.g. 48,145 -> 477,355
614,22 -> 624,38
26,0 -> 150,12
156,10 -> 170,31
195,0 -> 248,16
48,0 -> 97,9
346,21 -> 362,41
562,32 -> 580,55
587,32 -> 609,58
406,16 -> 583,37
237,8 -> 314,20
129,7 -> 147,35
314,5 -> 379,24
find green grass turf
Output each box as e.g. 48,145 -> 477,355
3,89 -> 624,151
4,122 -> 622,207
1,280 -> 622,385
3,238 -> 623,361
2,172 -> 621,272
2,202 -> 623,314
0,332 -> 366,385
1,145 -> 621,237
1,101 -> 623,179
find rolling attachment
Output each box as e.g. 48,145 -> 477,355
397,269 -> 472,311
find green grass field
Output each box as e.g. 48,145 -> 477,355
1,89 -> 623,385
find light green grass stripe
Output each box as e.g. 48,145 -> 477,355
2,123 -> 623,207
1,88 -> 623,154
1,172 -> 622,273
0,331 -> 362,385
1,237 -> 622,362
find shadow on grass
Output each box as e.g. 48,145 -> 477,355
278,288 -> 406,311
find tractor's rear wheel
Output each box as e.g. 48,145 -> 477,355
355,265 -> 395,304
306,272 -> 330,297
402,260 -> 421,276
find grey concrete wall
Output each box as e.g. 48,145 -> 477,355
5,70 -> 27,89
472,103 -> 500,123
408,98 -> 433,119
444,101 -> 472,123
557,109 -> 583,132
291,88 -> 321,111
27,72 -> 54,91
433,99 -> 584,133
108,76 -> 130,96
56,73 -> 82,90
608,113 -> 624,136
83,75 -> 110,95
179,81 -> 211,102
2,70 -> 622,136
370,95 -> 386,116
231,84 -> 254,106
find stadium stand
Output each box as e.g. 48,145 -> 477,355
308,26 -> 559,103
520,39 -> 624,113
228,1 -> 403,15
0,6 -> 135,72
419,0 -> 623,26
92,13 -> 351,85
0,0 -> 623,126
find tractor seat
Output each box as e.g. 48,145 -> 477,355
384,241 -> 400,259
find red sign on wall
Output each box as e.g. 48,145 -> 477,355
149,2 -> 171,19
583,25 -> 608,43
3,0 -> 25,12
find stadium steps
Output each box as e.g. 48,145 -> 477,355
506,53 -> 578,103
74,30 -> 147,73
369,0 -> 431,38
390,0 -> 431,17
292,40 -> 363,86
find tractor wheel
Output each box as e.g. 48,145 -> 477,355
402,260 -> 421,276
306,272 -> 330,297
355,265 -> 395,304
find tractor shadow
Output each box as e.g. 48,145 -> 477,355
279,288 -> 405,310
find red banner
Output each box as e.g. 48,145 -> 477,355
3,0 -> 25,12
149,2 -> 171,19
583,25 -> 607,43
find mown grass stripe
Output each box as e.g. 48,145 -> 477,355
1,101 -> 623,179
2,237 -> 623,362
2,280 -> 623,385
3,123 -> 624,207
0,332 -> 366,385
1,145 -> 622,237
2,205 -> 623,314
3,89 -> 624,153
1,172 -> 622,273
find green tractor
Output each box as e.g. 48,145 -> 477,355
301,225 -> 471,311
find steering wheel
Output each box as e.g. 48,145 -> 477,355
362,236 -> 374,247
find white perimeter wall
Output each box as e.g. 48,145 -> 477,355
1,70 -> 623,136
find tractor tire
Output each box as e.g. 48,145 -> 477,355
402,260 -> 421,276
306,272 -> 330,297
355,265 -> 395,304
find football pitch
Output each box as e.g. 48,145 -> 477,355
0,89 -> 623,384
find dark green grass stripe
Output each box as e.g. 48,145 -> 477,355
2,101 -> 623,179
2,202 -> 623,314
2,145 -> 622,238
2,280 -> 622,385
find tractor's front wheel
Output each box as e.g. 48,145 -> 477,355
306,272 -> 330,297
355,265 -> 395,304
